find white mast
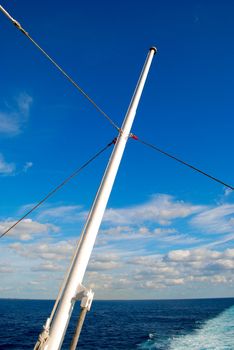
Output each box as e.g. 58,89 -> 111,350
43,47 -> 157,350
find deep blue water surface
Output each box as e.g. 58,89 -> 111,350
0,298 -> 233,349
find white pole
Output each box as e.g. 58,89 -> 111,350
45,47 -> 157,350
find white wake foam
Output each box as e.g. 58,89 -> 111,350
169,305 -> 234,350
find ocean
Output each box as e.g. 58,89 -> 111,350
0,298 -> 233,349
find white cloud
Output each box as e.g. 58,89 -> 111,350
29,281 -> 40,286
0,112 -> 20,135
0,219 -> 59,241
88,253 -> 122,271
38,205 -> 83,222
2,234 -> 234,299
128,247 -> 234,290
34,194 -> 203,230
224,188 -> 233,197
9,240 -> 74,260
0,155 -> 33,176
1,193 -> 233,299
153,227 -> 177,234
0,92 -> 33,136
98,224 -> 200,249
103,194 -> 203,225
85,246 -> 234,296
0,266 -> 14,273
191,204 -> 234,234
23,161 -> 33,173
31,262 -> 63,272
165,248 -> 222,263
0,287 -> 14,292
0,153 -> 15,175
101,226 -> 132,236
7,240 -> 75,287
16,93 -> 33,116
166,249 -> 191,262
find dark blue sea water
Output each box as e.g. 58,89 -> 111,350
0,298 -> 233,349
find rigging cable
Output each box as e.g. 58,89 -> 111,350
0,5 -> 120,132
130,134 -> 234,191
0,138 -> 116,240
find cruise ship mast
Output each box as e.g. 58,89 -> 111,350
1,3 -> 234,350
35,47 -> 157,350
0,5 -> 156,348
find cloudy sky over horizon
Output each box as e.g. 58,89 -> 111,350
1,192 -> 234,299
0,0 -> 234,300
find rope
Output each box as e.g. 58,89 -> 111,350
0,139 -> 116,239
131,134 -> 234,191
0,5 -> 120,132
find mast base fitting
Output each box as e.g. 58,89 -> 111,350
150,46 -> 157,54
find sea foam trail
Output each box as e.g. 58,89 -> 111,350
169,305 -> 234,350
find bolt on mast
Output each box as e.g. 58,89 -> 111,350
39,47 -> 157,350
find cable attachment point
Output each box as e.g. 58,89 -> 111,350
12,19 -> 28,35
118,128 -> 124,135
12,19 -> 20,28
129,133 -> 139,140
108,138 -> 117,146
112,137 -> 118,145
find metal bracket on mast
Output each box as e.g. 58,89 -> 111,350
70,286 -> 94,350
34,285 -> 94,350
73,284 -> 94,311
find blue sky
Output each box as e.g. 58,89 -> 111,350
0,0 -> 233,299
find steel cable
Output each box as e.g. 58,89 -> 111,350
133,135 -> 234,191
0,5 -> 120,132
0,139 -> 115,239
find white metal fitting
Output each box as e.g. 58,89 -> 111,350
80,289 -> 94,311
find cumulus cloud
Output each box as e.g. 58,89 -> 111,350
8,240 -> 76,280
191,204 -> 234,234
127,247 -> 234,291
98,224 -> 200,249
103,194 -> 203,226
4,234 -> 234,299
87,249 -> 234,297
0,112 -> 20,135
9,240 -> 74,260
29,281 -> 40,286
1,193 -> 234,299
38,205 -> 83,222
0,265 -> 14,273
0,92 -> 33,136
88,253 -> 122,271
0,219 -> 59,241
16,93 -> 33,116
0,93 -> 33,176
29,193 -> 202,227
23,161 -> 33,173
0,155 -> 33,176
31,262 -> 63,272
224,188 -> 233,197
0,153 -> 15,175
83,247 -> 234,296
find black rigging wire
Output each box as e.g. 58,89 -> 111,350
131,135 -> 234,191
0,5 -> 120,132
0,139 -> 116,240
